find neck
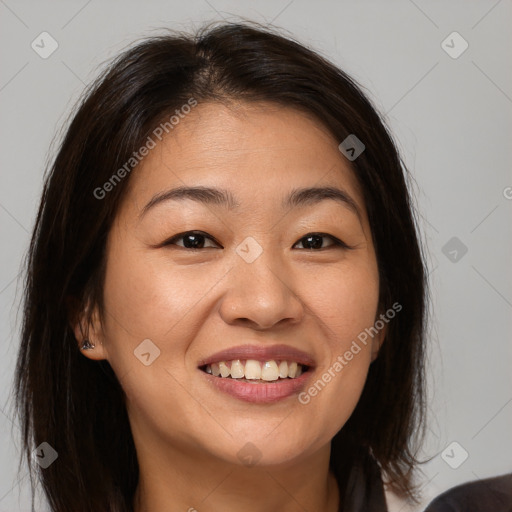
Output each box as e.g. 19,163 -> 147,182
132,437 -> 340,512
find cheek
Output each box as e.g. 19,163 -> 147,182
98,247 -> 224,444
101,244 -> 227,341
99,242 -> 234,397
296,260 -> 379,428
310,257 -> 380,349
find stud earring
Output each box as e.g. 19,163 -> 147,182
80,339 -> 95,350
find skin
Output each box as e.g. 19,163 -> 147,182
75,101 -> 386,512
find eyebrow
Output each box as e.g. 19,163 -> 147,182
138,185 -> 361,220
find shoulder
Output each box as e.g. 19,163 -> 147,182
423,473 -> 512,512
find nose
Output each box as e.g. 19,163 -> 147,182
219,255 -> 305,331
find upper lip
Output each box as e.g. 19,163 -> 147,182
197,344 -> 316,368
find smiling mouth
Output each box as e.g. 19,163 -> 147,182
199,359 -> 310,382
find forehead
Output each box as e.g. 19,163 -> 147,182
121,101 -> 366,219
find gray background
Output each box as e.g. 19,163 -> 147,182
1,1 -> 511,510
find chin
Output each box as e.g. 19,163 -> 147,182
216,433 -> 318,468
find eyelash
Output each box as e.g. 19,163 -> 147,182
161,230 -> 352,251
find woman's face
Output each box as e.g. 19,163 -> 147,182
80,101 -> 384,468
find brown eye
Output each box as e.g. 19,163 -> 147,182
293,233 -> 349,250
164,231 -> 221,250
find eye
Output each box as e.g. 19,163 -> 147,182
162,231 -> 221,250
293,233 -> 350,250
160,231 -> 350,251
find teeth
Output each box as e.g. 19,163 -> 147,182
203,359 -> 306,381
230,359 -> 244,379
278,361 -> 288,378
219,361 -> 230,378
261,361 -> 279,381
244,359 -> 262,380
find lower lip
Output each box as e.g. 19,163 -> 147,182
200,370 -> 312,403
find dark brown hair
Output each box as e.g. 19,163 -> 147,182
13,21 -> 428,511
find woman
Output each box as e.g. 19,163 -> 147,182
14,22 -> 428,511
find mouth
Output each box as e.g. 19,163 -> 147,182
197,344 -> 315,403
199,359 -> 311,382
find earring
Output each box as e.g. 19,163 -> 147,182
80,339 -> 95,350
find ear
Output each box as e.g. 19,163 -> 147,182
67,296 -> 109,361
370,318 -> 387,363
